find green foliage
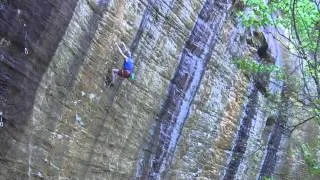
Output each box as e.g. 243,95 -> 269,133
234,57 -> 284,80
238,0 -> 320,135
238,0 -> 320,53
237,0 -> 272,27
301,144 -> 320,175
312,100 -> 320,125
262,177 -> 274,180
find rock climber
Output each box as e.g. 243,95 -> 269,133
110,41 -> 135,85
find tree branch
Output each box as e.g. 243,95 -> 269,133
289,115 -> 318,134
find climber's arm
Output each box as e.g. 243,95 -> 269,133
120,42 -> 129,54
115,42 -> 127,59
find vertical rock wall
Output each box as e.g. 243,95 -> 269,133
0,1 -> 78,179
137,0 -> 232,179
1,0 -> 319,179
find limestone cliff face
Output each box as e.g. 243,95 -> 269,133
0,0 -> 319,180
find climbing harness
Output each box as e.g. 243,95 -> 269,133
0,112 -> 3,127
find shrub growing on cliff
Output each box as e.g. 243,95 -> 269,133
234,57 -> 284,80
301,144 -> 320,175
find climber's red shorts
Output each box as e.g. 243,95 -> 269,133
118,69 -> 131,78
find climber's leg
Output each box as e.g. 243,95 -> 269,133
112,68 -> 119,84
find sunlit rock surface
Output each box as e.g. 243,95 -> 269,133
0,0 -> 319,179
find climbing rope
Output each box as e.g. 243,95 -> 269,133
17,8 -> 28,55
24,23 -> 28,55
0,111 -> 3,127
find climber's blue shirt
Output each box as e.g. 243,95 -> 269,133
123,57 -> 134,72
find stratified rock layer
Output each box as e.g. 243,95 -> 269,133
0,0 -> 319,180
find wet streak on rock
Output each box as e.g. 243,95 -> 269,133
257,27 -> 287,179
142,0 -> 231,179
130,0 -> 175,53
130,0 -> 156,53
223,87 -> 259,180
259,118 -> 284,178
259,90 -> 287,179
0,0 -> 78,159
